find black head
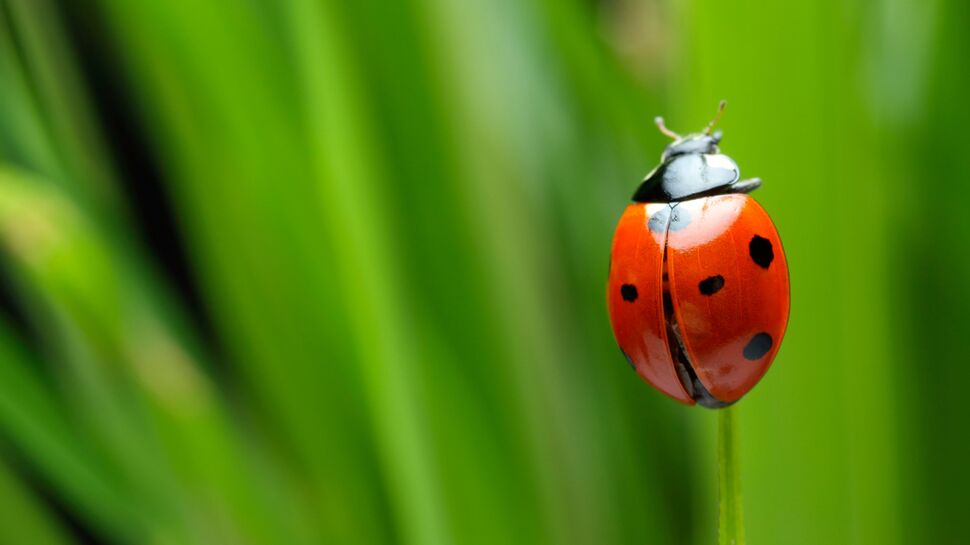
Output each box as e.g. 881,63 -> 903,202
652,99 -> 727,160
661,130 -> 723,161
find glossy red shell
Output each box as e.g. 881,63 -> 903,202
607,194 -> 789,405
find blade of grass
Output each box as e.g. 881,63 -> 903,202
718,407 -> 744,545
87,1 -> 399,541
0,164 -> 312,544
2,1 -> 326,540
284,0 -> 456,542
2,0 -> 120,214
0,318 -> 137,541
0,454 -> 76,545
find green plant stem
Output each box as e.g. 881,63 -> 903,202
718,406 -> 745,545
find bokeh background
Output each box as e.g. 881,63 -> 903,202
0,0 -> 966,543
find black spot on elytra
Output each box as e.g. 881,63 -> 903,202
621,284 -> 638,302
749,235 -> 774,268
743,332 -> 773,360
698,275 -> 725,296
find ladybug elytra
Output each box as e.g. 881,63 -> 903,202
607,102 -> 790,408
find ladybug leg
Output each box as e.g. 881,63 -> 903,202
729,177 -> 762,194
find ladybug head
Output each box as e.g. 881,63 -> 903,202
660,131 -> 722,161
655,100 -> 727,161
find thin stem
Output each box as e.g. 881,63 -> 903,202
718,406 -> 745,545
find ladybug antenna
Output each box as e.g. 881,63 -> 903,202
703,100 -> 727,135
654,116 -> 680,140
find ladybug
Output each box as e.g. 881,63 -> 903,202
607,102 -> 789,408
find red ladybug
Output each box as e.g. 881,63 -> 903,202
607,102 -> 789,407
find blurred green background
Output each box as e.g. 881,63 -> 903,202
0,0 -> 965,543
